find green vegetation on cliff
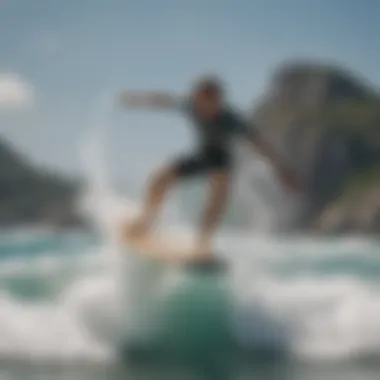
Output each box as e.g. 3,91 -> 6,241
343,168 -> 380,199
0,137 -> 81,228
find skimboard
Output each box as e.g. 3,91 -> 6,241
118,199 -> 225,269
121,225 -> 202,263
120,223 -> 225,270
125,231 -> 186,261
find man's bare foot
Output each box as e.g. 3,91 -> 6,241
192,238 -> 213,262
124,215 -> 152,238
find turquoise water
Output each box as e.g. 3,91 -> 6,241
0,230 -> 379,379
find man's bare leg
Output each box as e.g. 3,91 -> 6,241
126,165 -> 178,236
196,170 -> 231,259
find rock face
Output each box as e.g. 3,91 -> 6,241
0,137 -> 82,229
251,62 -> 380,233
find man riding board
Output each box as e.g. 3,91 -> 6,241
118,76 -> 300,261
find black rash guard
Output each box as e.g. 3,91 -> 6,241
171,99 -> 256,177
182,99 -> 256,151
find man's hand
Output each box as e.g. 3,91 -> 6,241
250,134 -> 302,195
118,92 -> 145,108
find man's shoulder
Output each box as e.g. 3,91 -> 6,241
222,106 -> 258,136
222,106 -> 246,124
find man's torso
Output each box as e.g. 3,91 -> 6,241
182,101 -> 252,152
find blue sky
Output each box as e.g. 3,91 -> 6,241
0,0 -> 379,184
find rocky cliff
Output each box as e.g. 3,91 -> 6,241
252,62 -> 380,234
0,137 -> 82,229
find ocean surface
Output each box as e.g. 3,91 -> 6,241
0,228 -> 379,380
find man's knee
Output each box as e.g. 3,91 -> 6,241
151,164 -> 179,189
211,170 -> 230,188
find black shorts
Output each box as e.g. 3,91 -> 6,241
173,146 -> 231,178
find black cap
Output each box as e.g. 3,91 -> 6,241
192,75 -> 224,97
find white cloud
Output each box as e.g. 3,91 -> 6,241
0,73 -> 35,109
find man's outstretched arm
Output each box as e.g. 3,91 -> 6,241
118,91 -> 181,110
249,132 -> 301,194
